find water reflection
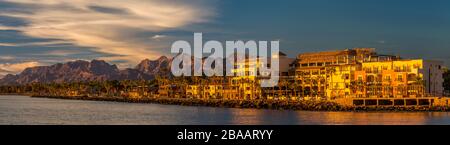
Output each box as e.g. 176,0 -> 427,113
1,95 -> 450,125
299,112 -> 429,125
229,108 -> 263,124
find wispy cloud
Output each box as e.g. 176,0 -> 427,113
34,49 -> 82,57
0,40 -> 70,47
378,40 -> 386,44
0,61 -> 41,77
0,0 -> 217,67
0,24 -> 21,31
0,42 -> 17,47
0,55 -> 15,60
151,34 -> 167,40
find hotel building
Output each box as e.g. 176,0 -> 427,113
159,48 -> 445,101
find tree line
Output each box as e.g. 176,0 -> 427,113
0,79 -> 159,98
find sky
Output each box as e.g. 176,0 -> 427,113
1,0 -> 450,77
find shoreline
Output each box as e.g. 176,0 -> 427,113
24,94 -> 450,112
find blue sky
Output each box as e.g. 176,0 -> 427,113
1,0 -> 450,76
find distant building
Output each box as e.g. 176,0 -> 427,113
292,48 -> 380,99
292,48 -> 444,99
354,59 -> 444,98
158,48 -> 445,100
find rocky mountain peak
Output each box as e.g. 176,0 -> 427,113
0,57 -> 172,85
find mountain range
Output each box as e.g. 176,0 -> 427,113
0,56 -> 172,85
0,53 -> 253,85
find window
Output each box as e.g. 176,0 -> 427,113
385,75 -> 391,81
312,70 -> 319,75
344,74 -> 350,80
397,75 -> 403,82
407,65 -> 412,72
341,66 -> 349,71
373,67 -> 379,73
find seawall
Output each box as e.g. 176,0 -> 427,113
29,95 -> 450,112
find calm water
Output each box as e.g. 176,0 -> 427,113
1,95 -> 450,125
